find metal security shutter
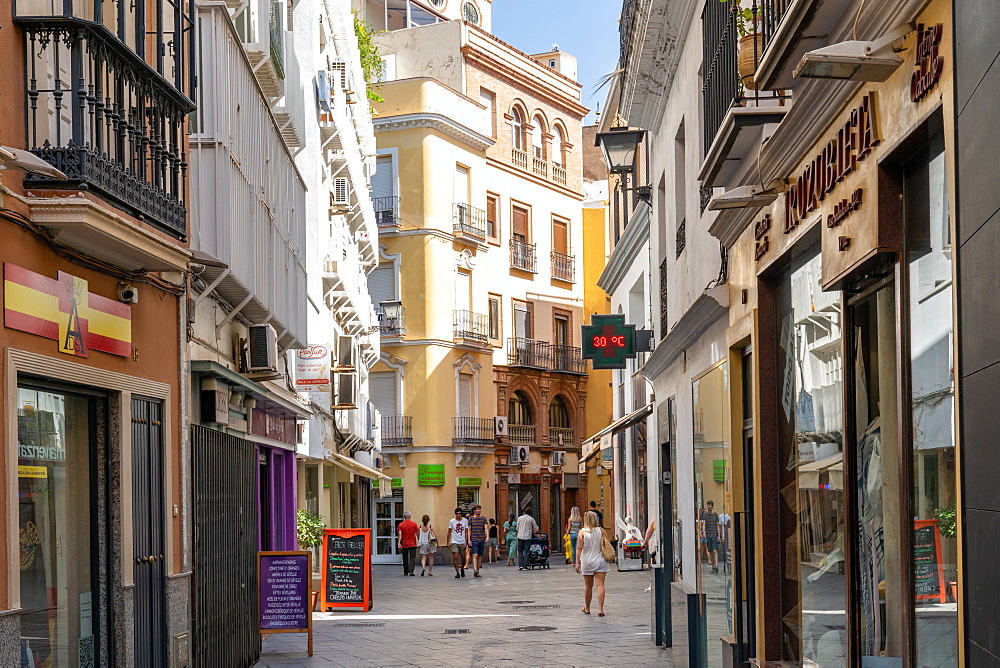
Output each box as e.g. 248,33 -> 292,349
458,373 -> 473,417
369,265 -> 395,307
370,371 -> 398,418
372,156 -> 394,198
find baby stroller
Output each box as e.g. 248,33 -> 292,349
527,532 -> 550,569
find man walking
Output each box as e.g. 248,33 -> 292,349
466,505 -> 488,577
516,506 -> 539,571
397,511 -> 419,576
447,507 -> 470,578
699,500 -> 721,573
589,500 -> 604,527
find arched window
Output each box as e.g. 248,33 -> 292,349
511,107 -> 525,151
552,126 -> 564,165
508,390 -> 532,425
548,395 -> 570,428
531,116 -> 545,159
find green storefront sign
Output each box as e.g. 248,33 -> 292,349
370,477 -> 403,489
418,464 -> 445,486
713,460 -> 727,483
458,477 -> 482,487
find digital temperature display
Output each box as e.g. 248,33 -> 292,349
581,315 -> 637,370
592,335 -> 626,349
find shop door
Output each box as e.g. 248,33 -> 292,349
373,489 -> 404,563
132,396 -> 167,667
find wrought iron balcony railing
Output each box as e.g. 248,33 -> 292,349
20,21 -> 193,238
372,196 -> 400,228
552,163 -> 567,185
551,251 -> 575,283
702,0 -> 741,154
509,424 -> 536,446
453,203 -> 487,239
510,239 -> 537,272
548,427 -> 575,449
507,337 -> 549,368
453,310 -> 489,343
452,417 -> 495,446
549,344 -> 587,374
760,0 -> 792,57
381,416 -> 412,446
376,306 -> 405,337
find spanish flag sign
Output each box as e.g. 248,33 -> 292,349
4,263 -> 132,358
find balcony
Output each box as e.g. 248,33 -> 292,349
548,427 -> 575,449
509,425 -> 537,446
531,156 -> 548,178
453,310 -> 490,344
549,345 -> 587,374
510,239 -> 537,272
372,196 -> 400,228
376,306 -> 406,337
453,203 -> 487,239
552,163 -> 567,185
507,337 -> 549,369
19,21 -> 193,238
381,416 -> 413,446
512,147 -> 529,171
551,251 -> 575,283
452,417 -> 495,446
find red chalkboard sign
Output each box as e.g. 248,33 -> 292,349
320,529 -> 373,612
913,519 -> 946,603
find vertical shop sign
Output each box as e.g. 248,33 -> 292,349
294,345 -> 331,392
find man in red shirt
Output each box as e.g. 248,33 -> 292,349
397,511 -> 420,576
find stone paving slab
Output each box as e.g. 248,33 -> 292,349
258,561 -> 673,667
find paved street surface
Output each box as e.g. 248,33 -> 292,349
258,560 -> 673,667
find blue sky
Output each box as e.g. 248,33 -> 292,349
490,0 -> 621,125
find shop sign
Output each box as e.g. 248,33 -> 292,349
4,263 -> 132,358
369,477 -> 402,489
550,474 -> 562,485
417,464 -> 445,486
17,465 -> 48,479
457,477 -> 482,487
911,24 -> 944,103
507,473 -> 520,484
581,314 -> 637,370
18,443 -> 66,462
294,345 -> 331,392
712,460 -> 726,483
753,214 -> 771,262
601,446 -> 613,468
519,473 -> 542,484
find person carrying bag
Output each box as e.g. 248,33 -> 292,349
575,510 -> 611,616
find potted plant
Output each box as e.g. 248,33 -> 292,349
722,1 -> 763,90
935,507 -> 958,601
296,509 -> 325,610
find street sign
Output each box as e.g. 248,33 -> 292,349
581,314 -> 637,369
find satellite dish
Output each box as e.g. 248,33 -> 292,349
0,146 -> 68,181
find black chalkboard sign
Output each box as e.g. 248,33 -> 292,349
913,519 -> 945,603
320,529 -> 372,611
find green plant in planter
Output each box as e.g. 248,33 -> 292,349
296,509 -> 326,550
935,507 -> 957,538
719,0 -> 760,38
353,11 -> 385,110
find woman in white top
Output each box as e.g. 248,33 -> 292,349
575,510 -> 610,616
417,514 -> 435,576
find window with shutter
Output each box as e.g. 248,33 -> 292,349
512,206 -> 528,242
552,218 -> 569,255
372,156 -> 394,199
454,165 -> 469,205
455,270 -> 472,312
488,295 -> 501,341
370,371 -> 398,418
369,265 -> 395,309
480,89 -> 495,137
458,373 -> 473,417
513,300 -> 532,339
486,194 -> 499,241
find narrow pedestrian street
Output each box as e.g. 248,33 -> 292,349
259,563 -> 671,667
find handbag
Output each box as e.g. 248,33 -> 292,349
600,530 -> 617,563
428,527 -> 438,545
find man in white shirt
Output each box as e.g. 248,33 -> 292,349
447,507 -> 470,579
516,506 -> 539,571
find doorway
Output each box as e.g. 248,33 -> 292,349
373,488 -> 404,563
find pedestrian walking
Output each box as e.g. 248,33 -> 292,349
447,507 -> 470,578
576,510 -> 610,616
487,518 -> 499,564
516,506 -> 539,571
564,506 -> 582,564
397,511 -> 419,576
700,500 -> 721,573
417,514 -> 436,576
504,514 -> 518,566
589,500 -> 604,528
467,505 -> 488,577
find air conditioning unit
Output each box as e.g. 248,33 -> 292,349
330,61 -> 348,91
317,71 -> 332,112
334,335 -> 355,371
551,451 -> 566,467
332,177 -> 350,206
335,372 -> 357,408
509,445 -> 529,465
247,324 -> 278,372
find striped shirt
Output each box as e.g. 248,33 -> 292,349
468,516 -> 488,542
700,510 -> 719,539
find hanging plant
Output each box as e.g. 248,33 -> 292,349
353,11 -> 385,109
296,509 -> 326,550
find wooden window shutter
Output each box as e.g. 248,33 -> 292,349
512,207 -> 528,240
553,219 -> 568,254
486,196 -> 498,238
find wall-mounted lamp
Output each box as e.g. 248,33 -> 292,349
595,127 -> 652,204
379,298 -> 402,320
793,23 -> 913,82
707,180 -> 790,211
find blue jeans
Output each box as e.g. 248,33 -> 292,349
570,531 -> 579,563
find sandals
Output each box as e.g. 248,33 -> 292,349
581,608 -> 590,614
598,612 -> 606,617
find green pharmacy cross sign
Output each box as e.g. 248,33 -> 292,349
581,314 -> 637,370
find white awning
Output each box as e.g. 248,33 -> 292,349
799,452 -> 843,490
582,403 -> 654,462
328,451 -> 391,480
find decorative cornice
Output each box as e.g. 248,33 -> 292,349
597,202 -> 650,294
374,112 -> 495,151
640,291 -> 727,379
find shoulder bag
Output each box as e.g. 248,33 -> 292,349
428,526 -> 438,545
600,529 -> 617,563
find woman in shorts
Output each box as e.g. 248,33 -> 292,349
487,518 -> 499,564
417,514 -> 435,576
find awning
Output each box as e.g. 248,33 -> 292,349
327,451 -> 391,481
582,402 -> 654,462
799,452 -> 843,490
